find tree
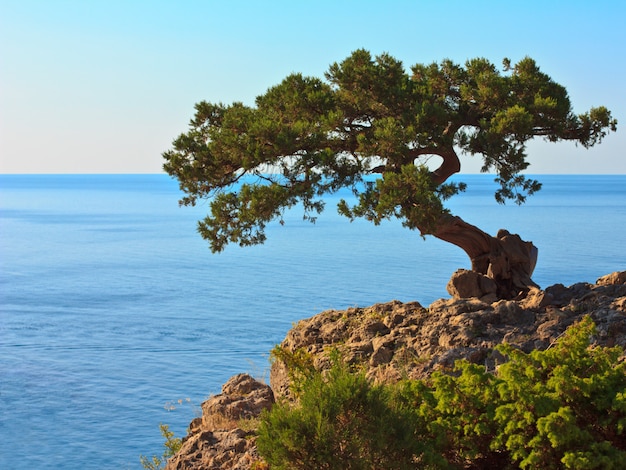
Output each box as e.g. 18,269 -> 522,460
163,50 -> 616,299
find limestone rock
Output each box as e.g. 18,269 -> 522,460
446,268 -> 497,300
167,271 -> 626,469
201,373 -> 274,431
165,429 -> 260,470
165,374 -> 272,470
270,271 -> 626,399
597,271 -> 626,286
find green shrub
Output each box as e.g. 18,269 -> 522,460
270,345 -> 318,399
257,360 -> 432,469
489,316 -> 626,469
258,317 -> 626,469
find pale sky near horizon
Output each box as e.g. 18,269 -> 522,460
1,0 -> 624,174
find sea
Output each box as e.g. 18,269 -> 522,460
1,174 -> 625,469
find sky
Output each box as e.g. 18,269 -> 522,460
1,0 -> 624,174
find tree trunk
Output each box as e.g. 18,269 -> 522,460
432,214 -> 539,299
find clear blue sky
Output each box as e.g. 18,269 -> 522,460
1,0 -> 624,174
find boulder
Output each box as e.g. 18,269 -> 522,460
164,374 -> 272,470
446,268 -> 497,300
165,429 -> 260,470
597,271 -> 626,286
201,374 -> 274,431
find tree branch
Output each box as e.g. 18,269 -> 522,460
429,147 -> 461,185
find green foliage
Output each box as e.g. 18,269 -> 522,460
258,318 -> 626,469
490,316 -> 626,469
257,360 -> 433,469
164,50 -> 616,252
337,164 -> 456,234
140,424 -> 182,470
269,345 -> 318,399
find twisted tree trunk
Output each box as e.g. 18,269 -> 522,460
433,214 -> 539,299
423,146 -> 539,299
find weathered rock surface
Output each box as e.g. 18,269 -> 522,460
167,271 -> 626,469
446,268 -> 498,302
271,271 -> 626,399
165,374 -> 273,470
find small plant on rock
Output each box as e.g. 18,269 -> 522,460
140,424 -> 182,470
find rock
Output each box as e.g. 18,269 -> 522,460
612,297 -> 626,312
370,345 -> 393,367
167,271 -> 626,469
597,271 -> 626,286
520,287 -> 553,310
493,300 -> 534,325
446,269 -> 498,299
270,272 -> 626,400
165,429 -> 260,470
201,374 -> 274,431
165,374 -> 272,470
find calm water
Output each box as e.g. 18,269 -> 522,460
1,174 -> 625,469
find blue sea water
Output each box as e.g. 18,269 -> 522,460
0,174 -> 624,469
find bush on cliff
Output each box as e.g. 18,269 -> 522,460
257,357 -> 431,469
257,317 -> 626,469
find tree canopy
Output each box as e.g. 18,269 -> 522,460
163,50 -> 616,254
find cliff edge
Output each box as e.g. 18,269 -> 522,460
165,271 -> 626,470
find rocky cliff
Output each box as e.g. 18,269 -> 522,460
165,271 -> 626,470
